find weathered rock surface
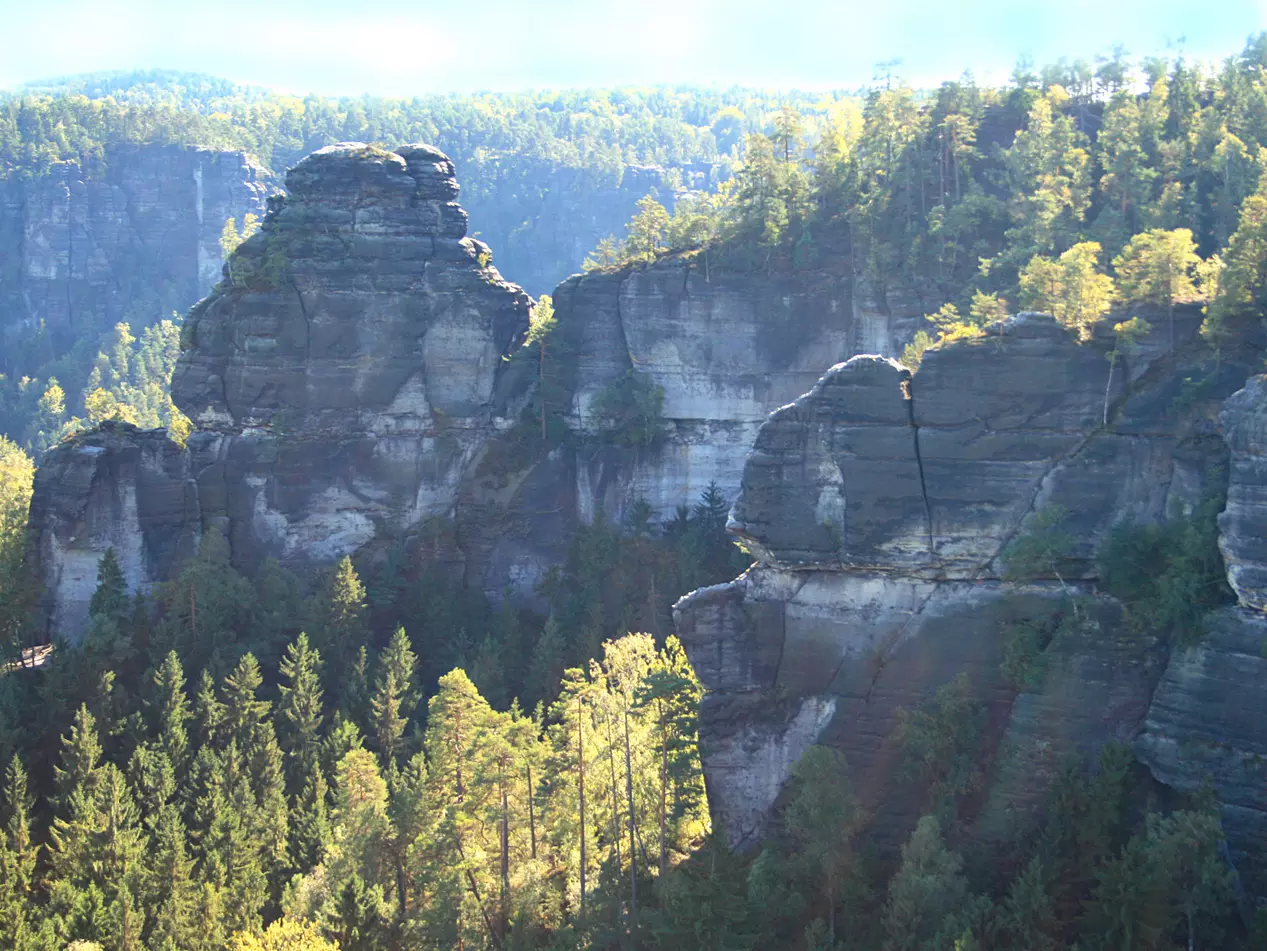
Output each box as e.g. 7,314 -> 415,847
0,145 -> 269,377
467,261 -> 923,600
27,421 -> 201,635
1217,375 -> 1267,611
1136,608 -> 1267,897
31,143 -> 531,635
172,143 -> 530,571
729,314 -> 1216,579
675,310 -> 1246,859
1133,372 -> 1267,897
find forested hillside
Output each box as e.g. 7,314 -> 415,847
0,72 -> 841,456
5,34 -> 1267,951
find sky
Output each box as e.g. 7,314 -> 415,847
1,0 -> 1265,95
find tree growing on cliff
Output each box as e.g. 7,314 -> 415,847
1019,242 -> 1116,337
1112,228 -> 1201,349
0,437 -> 33,659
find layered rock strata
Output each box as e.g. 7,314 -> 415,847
0,145 -> 269,374
468,262 -> 923,600
675,312 -> 1241,853
31,143 -> 530,636
1135,373 -> 1267,897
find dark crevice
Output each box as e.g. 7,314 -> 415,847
290,279 -> 312,364
904,373 -> 937,560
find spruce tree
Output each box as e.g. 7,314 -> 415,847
279,633 -> 325,786
320,556 -> 369,681
88,549 -> 129,627
144,803 -> 200,951
149,651 -> 191,770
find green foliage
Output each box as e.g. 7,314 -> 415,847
1001,505 -> 1076,584
586,370 -> 666,448
1018,241 -> 1117,337
893,674 -> 985,822
1000,606 -> 1071,690
0,438 -> 34,658
1098,499 -> 1233,644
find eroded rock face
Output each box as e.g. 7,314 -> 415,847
1134,372 -> 1267,897
675,311 -> 1239,852
469,261 -> 923,600
171,142 -> 530,569
1217,376 -> 1267,610
27,421 -> 200,636
31,143 -> 531,635
0,145 -> 269,376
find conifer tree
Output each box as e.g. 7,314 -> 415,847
144,803 -> 200,951
88,548 -> 129,627
0,758 -> 37,945
320,556 -> 369,681
279,633 -> 325,785
785,746 -> 863,945
149,650 -> 191,770
882,816 -> 970,951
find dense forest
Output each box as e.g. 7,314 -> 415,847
3,35 -> 1267,951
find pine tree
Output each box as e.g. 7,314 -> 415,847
882,816 -> 969,951
88,548 -> 129,627
143,803 -> 200,951
222,653 -> 270,749
785,746 -> 863,945
54,704 -> 104,808
0,758 -> 38,946
525,615 -> 568,708
290,763 -> 333,876
149,650 -> 191,770
320,556 -> 369,681
279,633 -> 325,786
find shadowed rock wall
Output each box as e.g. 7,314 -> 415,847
675,310 -> 1257,875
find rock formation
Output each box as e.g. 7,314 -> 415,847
1135,373 -> 1267,897
31,142 -> 530,635
674,310 -> 1251,864
465,260 -> 922,599
0,145 -> 269,373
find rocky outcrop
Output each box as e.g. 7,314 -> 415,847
27,421 -> 201,635
674,311 -> 1242,852
1135,373 -> 1267,897
172,142 -> 530,571
0,145 -> 269,376
466,261 -> 923,599
31,143 -> 531,636
1216,376 -> 1267,610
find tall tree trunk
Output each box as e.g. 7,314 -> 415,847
500,778 -> 511,936
658,703 -> 668,884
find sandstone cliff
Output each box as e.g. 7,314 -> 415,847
31,142 -> 530,635
674,310 -> 1257,878
464,260 -> 922,599
0,145 -> 269,376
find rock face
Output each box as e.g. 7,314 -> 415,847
0,145 -> 269,375
467,262 -> 922,599
674,312 -> 1242,852
172,143 -> 530,570
27,421 -> 201,635
1135,373 -> 1267,897
31,143 -> 531,635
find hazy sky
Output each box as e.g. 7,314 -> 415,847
2,0 -> 1265,94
